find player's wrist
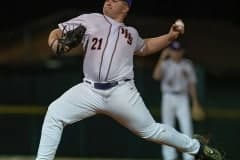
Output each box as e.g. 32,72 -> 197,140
168,32 -> 178,42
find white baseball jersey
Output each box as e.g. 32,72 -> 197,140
160,58 -> 197,94
59,13 -> 144,82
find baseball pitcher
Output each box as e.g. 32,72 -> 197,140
35,0 -> 224,160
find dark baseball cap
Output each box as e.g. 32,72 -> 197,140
124,0 -> 132,7
169,41 -> 183,51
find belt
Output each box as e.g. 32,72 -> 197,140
84,79 -> 131,90
167,91 -> 185,95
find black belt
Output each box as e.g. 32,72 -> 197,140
84,79 -> 131,90
168,91 -> 185,95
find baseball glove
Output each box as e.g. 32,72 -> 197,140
191,104 -> 206,121
56,24 -> 86,55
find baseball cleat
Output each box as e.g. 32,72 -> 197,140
193,134 -> 225,160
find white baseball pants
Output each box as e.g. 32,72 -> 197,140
36,81 -> 199,160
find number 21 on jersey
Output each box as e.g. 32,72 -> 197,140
90,28 -> 132,50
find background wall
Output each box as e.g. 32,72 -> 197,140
0,1 -> 239,160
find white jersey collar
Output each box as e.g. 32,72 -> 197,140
103,15 -> 125,26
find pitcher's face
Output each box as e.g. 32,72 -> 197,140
103,0 -> 129,18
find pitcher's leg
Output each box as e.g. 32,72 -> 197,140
106,82 -> 200,155
36,101 -> 65,160
36,84 -> 99,160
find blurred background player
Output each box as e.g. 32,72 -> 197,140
153,41 -> 206,160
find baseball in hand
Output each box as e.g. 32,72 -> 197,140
174,19 -> 184,33
175,19 -> 184,28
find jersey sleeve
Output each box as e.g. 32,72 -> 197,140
132,29 -> 145,54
